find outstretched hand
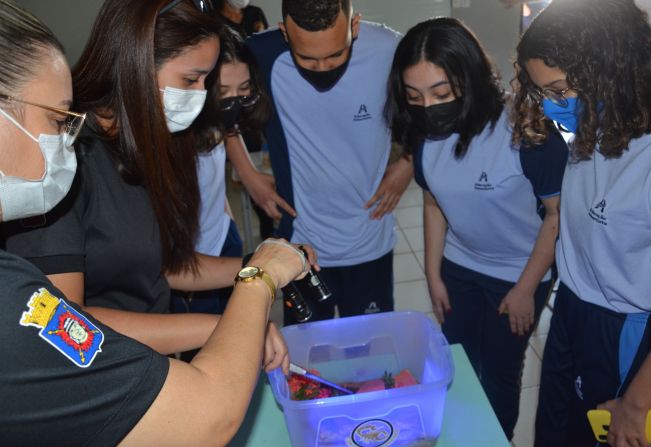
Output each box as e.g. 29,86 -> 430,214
244,172 -> 296,220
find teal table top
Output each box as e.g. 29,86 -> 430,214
230,344 -> 510,446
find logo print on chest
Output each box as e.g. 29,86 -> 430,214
474,171 -> 494,191
354,104 -> 372,122
588,199 -> 607,226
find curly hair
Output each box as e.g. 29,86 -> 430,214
512,0 -> 651,160
281,0 -> 350,31
385,17 -> 504,158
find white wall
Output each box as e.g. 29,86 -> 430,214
637,0 -> 651,14
451,1 -> 521,87
16,0 -> 103,66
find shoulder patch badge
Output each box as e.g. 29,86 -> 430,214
20,288 -> 104,368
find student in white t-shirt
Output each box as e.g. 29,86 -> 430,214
385,18 -> 567,440
174,30 -> 298,325
512,0 -> 651,445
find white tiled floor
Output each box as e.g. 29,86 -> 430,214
227,176 -> 549,447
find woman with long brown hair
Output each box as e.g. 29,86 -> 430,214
0,0 -> 310,444
3,0 -> 310,365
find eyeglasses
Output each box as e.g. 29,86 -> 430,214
528,86 -> 573,107
159,0 -> 213,15
0,94 -> 86,147
219,93 -> 261,111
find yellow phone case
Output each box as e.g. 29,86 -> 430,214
587,409 -> 651,443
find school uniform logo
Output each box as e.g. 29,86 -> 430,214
365,301 -> 381,314
588,199 -> 608,226
474,171 -> 494,191
354,104 -> 372,122
20,288 -> 104,368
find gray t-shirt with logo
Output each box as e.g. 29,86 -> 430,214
558,133 -> 651,313
414,109 -> 567,282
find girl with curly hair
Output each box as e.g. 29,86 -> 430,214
385,17 -> 567,440
512,0 -> 651,445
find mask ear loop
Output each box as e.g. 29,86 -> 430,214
0,107 -> 39,143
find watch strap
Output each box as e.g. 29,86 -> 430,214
235,266 -> 276,305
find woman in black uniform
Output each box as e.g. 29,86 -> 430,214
3,0 -> 316,362
0,0 -> 309,445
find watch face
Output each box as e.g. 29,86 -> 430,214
239,266 -> 260,279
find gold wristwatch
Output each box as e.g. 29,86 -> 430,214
234,266 -> 276,304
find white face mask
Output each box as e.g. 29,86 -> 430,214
0,107 -> 77,222
160,86 -> 207,133
227,0 -> 250,8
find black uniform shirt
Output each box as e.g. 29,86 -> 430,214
0,249 -> 169,446
3,131 -> 171,313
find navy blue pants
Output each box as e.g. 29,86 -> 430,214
535,283 -> 651,447
283,250 -> 394,325
440,258 -> 551,440
170,220 -> 243,315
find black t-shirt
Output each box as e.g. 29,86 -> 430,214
221,5 -> 268,38
3,131 -> 171,313
0,249 -> 169,446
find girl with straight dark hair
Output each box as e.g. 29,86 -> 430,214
513,0 -> 651,445
385,17 -> 566,440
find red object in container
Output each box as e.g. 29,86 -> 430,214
289,369 -> 419,401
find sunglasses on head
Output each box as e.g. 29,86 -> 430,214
159,0 -> 213,15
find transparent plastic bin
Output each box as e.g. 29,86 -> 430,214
267,311 -> 454,447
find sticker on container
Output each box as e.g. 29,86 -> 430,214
350,419 -> 394,446
316,405 -> 427,447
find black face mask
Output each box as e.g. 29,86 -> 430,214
220,100 -> 243,131
408,99 -> 462,138
293,43 -> 353,93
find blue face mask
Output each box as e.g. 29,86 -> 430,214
542,97 -> 580,133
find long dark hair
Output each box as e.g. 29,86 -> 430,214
193,26 -> 271,150
512,0 -> 651,160
73,0 -> 221,274
385,17 -> 504,158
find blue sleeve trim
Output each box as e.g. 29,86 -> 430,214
538,191 -> 560,200
247,31 -> 295,240
519,130 -> 568,199
618,314 -> 650,392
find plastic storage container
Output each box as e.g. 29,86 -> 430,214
267,311 -> 454,447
